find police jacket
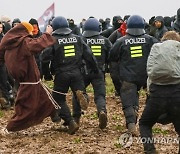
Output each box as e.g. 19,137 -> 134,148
83,35 -> 112,71
109,33 -> 158,83
41,28 -> 98,73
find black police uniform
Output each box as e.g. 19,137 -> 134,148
72,18 -> 112,129
73,33 -> 112,118
41,26 -> 98,127
109,15 -> 158,131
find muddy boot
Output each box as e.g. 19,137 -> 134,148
127,123 -> 138,136
76,90 -> 88,110
74,117 -> 80,126
68,120 -> 79,135
0,97 -> 11,110
99,111 -> 107,129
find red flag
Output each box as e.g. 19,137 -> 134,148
38,3 -> 55,32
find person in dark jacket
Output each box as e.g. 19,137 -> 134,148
172,8 -> 180,33
164,16 -> 173,31
29,18 -> 43,73
69,19 -> 81,36
109,15 -> 158,136
0,21 -> 14,109
72,18 -> 112,129
108,15 -> 130,100
154,16 -> 168,40
41,16 -> 99,134
101,15 -> 124,38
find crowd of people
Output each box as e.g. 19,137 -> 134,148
0,8 -> 180,153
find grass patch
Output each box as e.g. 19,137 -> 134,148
112,114 -> 121,121
73,137 -> 81,144
0,111 -> 4,118
152,127 -> 169,135
113,124 -> 124,131
114,143 -> 123,148
90,112 -> 98,120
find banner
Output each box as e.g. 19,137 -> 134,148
38,3 -> 55,32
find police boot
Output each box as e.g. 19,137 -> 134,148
68,120 -> 79,135
76,90 -> 88,110
99,111 -> 108,129
127,123 -> 138,136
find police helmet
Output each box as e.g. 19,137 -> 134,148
126,15 -> 145,36
52,16 -> 72,34
83,18 -> 101,37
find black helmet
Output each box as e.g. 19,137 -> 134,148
126,15 -> 145,36
83,18 -> 101,37
51,16 -> 72,34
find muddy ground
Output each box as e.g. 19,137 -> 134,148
0,94 -> 179,154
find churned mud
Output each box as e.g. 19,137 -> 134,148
0,94 -> 178,154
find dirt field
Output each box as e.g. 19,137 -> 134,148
0,93 -> 179,154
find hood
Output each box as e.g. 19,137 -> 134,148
0,24 -> 30,50
155,16 -> 164,25
177,8 -> 180,20
52,28 -> 72,35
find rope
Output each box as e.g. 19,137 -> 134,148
20,80 -> 61,109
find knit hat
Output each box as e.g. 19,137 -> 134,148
21,22 -> 33,34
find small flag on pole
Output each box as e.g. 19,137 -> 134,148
38,3 -> 55,32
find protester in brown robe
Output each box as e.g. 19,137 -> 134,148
0,22 -> 57,132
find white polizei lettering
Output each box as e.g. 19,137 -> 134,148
125,38 -> 146,45
58,37 -> 77,44
86,39 -> 105,45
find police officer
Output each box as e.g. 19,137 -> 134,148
72,18 -> 112,129
41,16 -> 98,134
109,15 -> 158,135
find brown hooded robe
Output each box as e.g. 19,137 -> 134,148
0,24 -> 56,131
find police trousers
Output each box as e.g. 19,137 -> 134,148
52,68 -> 86,125
120,81 -> 145,126
72,70 -> 106,118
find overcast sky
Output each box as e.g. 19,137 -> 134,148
0,0 -> 179,23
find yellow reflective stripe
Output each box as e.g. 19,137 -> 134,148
91,46 -> 101,56
64,45 -> 75,57
92,49 -> 101,53
64,45 -> 74,49
130,46 -> 142,50
93,53 -> 101,56
65,53 -> 75,57
130,46 -> 142,58
131,54 -> 143,57
131,50 -> 142,54
91,46 -> 101,49
65,49 -> 75,53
